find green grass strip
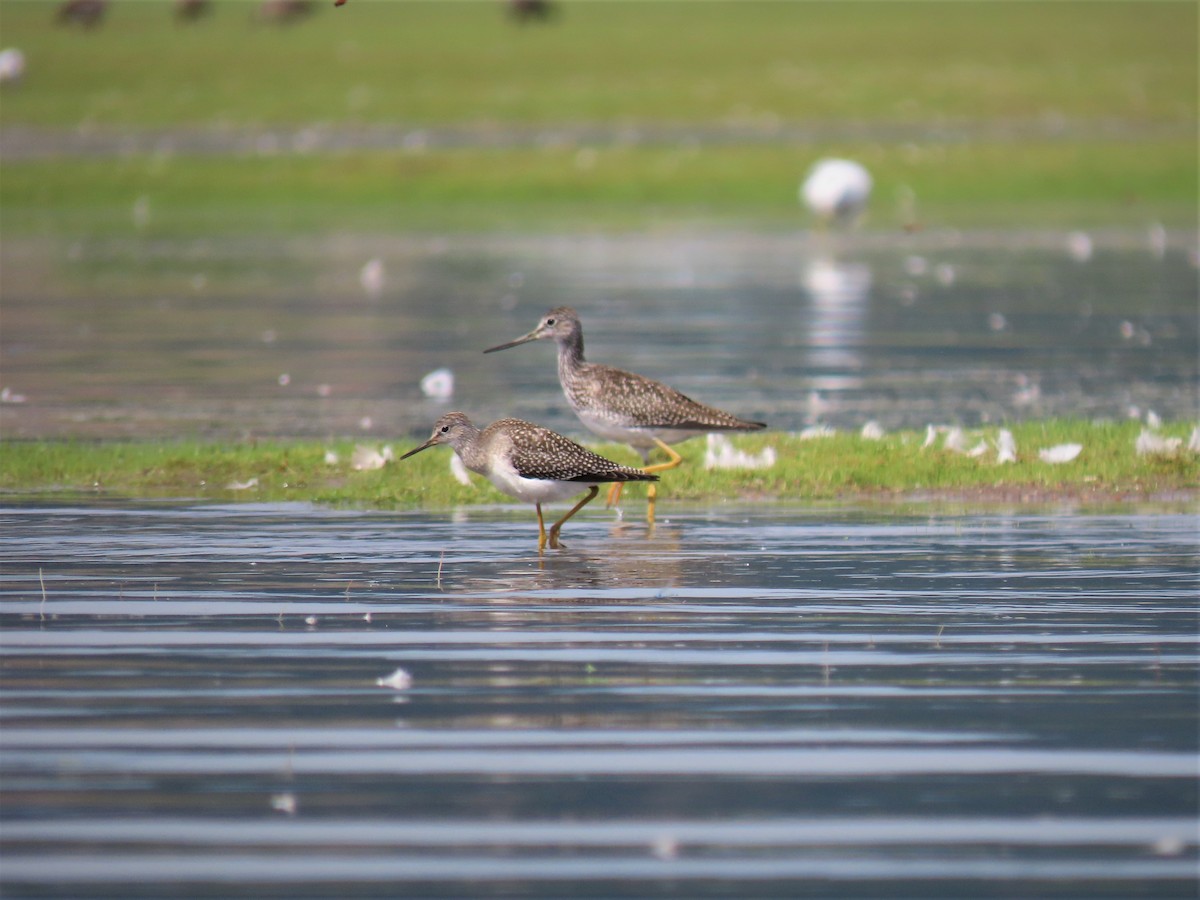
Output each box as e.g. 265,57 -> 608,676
3,420 -> 1195,509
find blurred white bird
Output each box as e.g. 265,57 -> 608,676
0,48 -> 25,85
800,158 -> 872,228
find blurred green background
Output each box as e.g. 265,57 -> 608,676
0,0 -> 1196,235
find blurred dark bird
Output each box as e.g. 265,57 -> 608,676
256,0 -> 315,25
507,0 -> 555,24
174,0 -> 212,22
56,0 -> 108,29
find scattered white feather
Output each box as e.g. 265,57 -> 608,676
995,429 -> 1018,464
651,833 -> 680,861
934,263 -> 956,286
376,667 -> 413,690
351,444 -> 394,471
359,257 -> 385,299
1066,231 -> 1093,262
860,421 -> 885,441
797,425 -> 835,440
0,48 -> 26,85
704,433 -> 777,470
420,367 -> 454,400
942,427 -> 969,453
449,452 -> 473,486
225,477 -> 259,491
269,793 -> 297,816
1039,443 -> 1082,464
1135,428 -> 1182,457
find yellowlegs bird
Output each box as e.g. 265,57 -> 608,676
484,307 -> 765,518
400,411 -> 657,551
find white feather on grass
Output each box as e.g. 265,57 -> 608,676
704,433 -> 777,470
1038,443 -> 1082,464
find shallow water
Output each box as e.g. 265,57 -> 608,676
2,230 -> 1196,440
2,503 -> 1197,898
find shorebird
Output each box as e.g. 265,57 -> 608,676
484,307 -> 765,518
800,158 -> 872,228
400,411 -> 657,551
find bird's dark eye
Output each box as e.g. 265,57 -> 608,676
440,425 -> 450,433
545,318 -> 556,326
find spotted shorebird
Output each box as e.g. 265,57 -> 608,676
485,307 -> 765,519
400,411 -> 657,551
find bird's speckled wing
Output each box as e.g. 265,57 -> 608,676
488,419 -> 657,483
569,363 -> 764,431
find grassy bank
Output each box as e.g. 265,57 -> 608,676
3,420 -> 1196,509
1,1 -> 1195,235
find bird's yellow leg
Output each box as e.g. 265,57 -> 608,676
549,486 -> 598,549
642,439 -> 683,475
536,503 -> 548,552
605,482 -> 624,508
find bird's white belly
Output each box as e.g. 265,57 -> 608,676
574,409 -> 697,451
486,459 -> 592,505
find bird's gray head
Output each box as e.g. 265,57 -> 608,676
484,306 -> 581,354
400,411 -> 476,459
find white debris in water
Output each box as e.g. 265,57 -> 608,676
934,263 -> 956,287
225,477 -> 259,491
304,615 -> 318,626
1150,834 -> 1186,857
270,793 -> 298,816
1066,231 -> 1093,262
277,373 -> 290,387
316,383 -> 332,398
995,429 -> 1017,464
376,667 -> 413,690
1012,376 -> 1041,408
860,421 -> 885,441
797,425 -> 835,440
650,833 -> 680,861
420,367 -> 454,400
1038,443 -> 1082,464
449,453 -> 473,486
351,444 -> 394,471
704,433 -> 777,470
359,257 -> 385,299
0,386 -> 27,403
903,254 -> 928,277
1135,428 -> 1183,457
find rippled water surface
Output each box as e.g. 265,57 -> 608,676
2,231 -> 1196,439
2,503 -> 1197,898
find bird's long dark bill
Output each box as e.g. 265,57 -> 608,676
483,331 -> 538,353
399,439 -> 437,460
